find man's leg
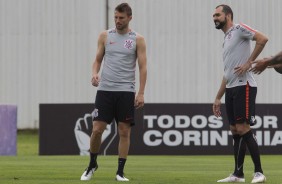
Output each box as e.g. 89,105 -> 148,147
116,122 -> 131,181
236,123 -> 263,174
89,121 -> 107,167
81,121 -> 107,181
217,126 -> 246,183
232,134 -> 246,178
236,123 -> 265,183
217,89 -> 246,182
242,130 -> 263,173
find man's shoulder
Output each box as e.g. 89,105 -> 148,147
230,23 -> 247,32
97,30 -> 108,36
128,30 -> 145,43
234,23 -> 241,29
97,31 -> 108,44
236,23 -> 256,33
134,32 -> 145,41
129,30 -> 137,37
108,28 -> 116,34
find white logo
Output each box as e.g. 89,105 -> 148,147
92,108 -> 98,118
251,116 -> 256,124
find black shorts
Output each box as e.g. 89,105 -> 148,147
92,91 -> 135,126
225,83 -> 257,126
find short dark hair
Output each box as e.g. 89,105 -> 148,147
216,4 -> 233,21
115,3 -> 132,16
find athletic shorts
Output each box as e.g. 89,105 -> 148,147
92,90 -> 135,126
225,83 -> 257,126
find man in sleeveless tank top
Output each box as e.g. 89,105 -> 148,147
80,3 -> 147,182
251,51 -> 282,74
212,4 -> 268,183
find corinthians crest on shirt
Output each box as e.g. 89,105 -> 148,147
124,39 -> 134,49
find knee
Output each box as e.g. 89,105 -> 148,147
92,128 -> 104,137
119,128 -> 131,139
236,130 -> 245,136
230,125 -> 237,135
236,124 -> 250,136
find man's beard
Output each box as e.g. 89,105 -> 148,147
116,23 -> 127,31
215,18 -> 227,29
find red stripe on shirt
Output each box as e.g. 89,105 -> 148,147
240,23 -> 256,33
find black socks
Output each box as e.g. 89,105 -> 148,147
88,154 -> 127,176
89,152 -> 98,168
242,130 -> 263,173
117,158 -> 127,176
233,134 -> 246,177
233,130 -> 263,176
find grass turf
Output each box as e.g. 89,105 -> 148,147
0,130 -> 281,184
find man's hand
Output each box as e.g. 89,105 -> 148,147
250,58 -> 270,74
213,99 -> 221,118
234,61 -> 252,75
135,94 -> 144,109
91,74 -> 100,87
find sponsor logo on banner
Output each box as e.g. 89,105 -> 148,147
142,114 -> 282,147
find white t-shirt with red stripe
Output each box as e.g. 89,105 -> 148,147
222,23 -> 257,88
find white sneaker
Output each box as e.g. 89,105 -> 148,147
217,174 -> 245,182
80,165 -> 98,181
251,172 -> 266,183
116,174 -> 129,181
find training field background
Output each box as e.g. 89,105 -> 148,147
0,131 -> 281,184
1,0 -> 282,129
1,1 -> 282,183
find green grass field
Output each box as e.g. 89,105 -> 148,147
0,130 -> 281,184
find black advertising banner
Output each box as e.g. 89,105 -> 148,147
39,104 -> 282,155
39,104 -> 93,155
133,104 -> 282,155
39,104 -> 142,155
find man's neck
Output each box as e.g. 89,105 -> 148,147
222,22 -> 234,34
116,27 -> 130,35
